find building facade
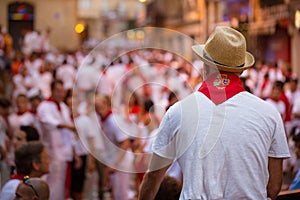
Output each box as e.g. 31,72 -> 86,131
0,0 -> 79,52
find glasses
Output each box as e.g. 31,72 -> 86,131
23,176 -> 39,197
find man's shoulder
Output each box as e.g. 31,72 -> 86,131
0,179 -> 20,199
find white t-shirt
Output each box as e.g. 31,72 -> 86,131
56,64 -> 76,90
0,179 -> 20,200
37,100 -> 75,161
74,115 -> 95,156
101,114 -> 134,172
153,92 -> 290,200
292,98 -> 300,128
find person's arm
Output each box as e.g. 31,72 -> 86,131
267,157 -> 283,200
138,153 -> 173,200
293,112 -> 300,119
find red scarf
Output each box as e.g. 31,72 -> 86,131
101,110 -> 112,122
198,71 -> 245,105
11,173 -> 26,180
16,110 -> 29,116
46,97 -> 61,112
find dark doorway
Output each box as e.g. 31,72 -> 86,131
8,2 -> 34,51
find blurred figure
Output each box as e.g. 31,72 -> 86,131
95,95 -> 133,200
56,59 -> 76,91
37,79 -> 76,200
265,81 -> 286,119
14,177 -> 50,200
0,97 -> 12,188
288,128 -> 300,190
0,141 -> 50,200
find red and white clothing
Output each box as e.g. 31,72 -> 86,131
101,113 -> 134,200
37,99 -> 75,200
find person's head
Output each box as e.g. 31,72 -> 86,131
14,177 -> 50,200
20,126 -> 39,141
16,94 -> 29,113
27,88 -> 43,111
289,78 -> 298,93
155,176 -> 182,200
168,91 -> 178,106
14,142 -> 50,177
95,95 -> 111,119
64,89 -> 73,110
50,79 -> 65,103
0,97 -> 11,117
143,98 -> 155,114
270,81 -> 284,101
14,130 -> 27,149
192,26 -> 255,78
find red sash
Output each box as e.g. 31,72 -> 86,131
101,110 -> 112,122
46,97 -> 61,112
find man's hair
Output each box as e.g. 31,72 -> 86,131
20,126 -> 40,141
0,97 -> 11,108
50,79 -> 64,91
155,176 -> 182,200
96,94 -> 111,107
14,141 -> 44,175
143,98 -> 155,113
16,93 -> 27,100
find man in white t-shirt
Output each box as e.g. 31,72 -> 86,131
139,26 -> 290,200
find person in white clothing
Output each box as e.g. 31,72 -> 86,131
95,95 -> 134,200
265,81 -> 286,120
139,26 -> 290,200
55,59 -> 76,91
37,79 -> 76,200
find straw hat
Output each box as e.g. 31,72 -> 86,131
192,26 -> 255,73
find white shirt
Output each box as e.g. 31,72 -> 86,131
38,72 -> 53,99
153,92 -> 290,200
56,64 -> 76,90
292,98 -> 300,128
76,64 -> 99,92
0,179 -> 20,200
101,114 -> 134,171
37,100 -> 75,161
74,115 -> 95,156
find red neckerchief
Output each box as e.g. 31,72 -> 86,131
16,110 -> 29,116
261,78 -> 269,91
198,71 -> 245,105
101,110 -> 112,122
10,173 -> 26,180
130,105 -> 141,114
46,97 -> 61,112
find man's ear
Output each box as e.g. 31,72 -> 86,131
32,161 -> 40,171
33,196 -> 39,200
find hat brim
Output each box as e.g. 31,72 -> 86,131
192,45 -> 255,73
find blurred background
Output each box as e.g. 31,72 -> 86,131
0,0 -> 300,77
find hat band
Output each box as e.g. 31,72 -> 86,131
203,51 -> 245,68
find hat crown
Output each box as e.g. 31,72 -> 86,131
204,26 -> 246,67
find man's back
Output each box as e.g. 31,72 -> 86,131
153,91 -> 290,199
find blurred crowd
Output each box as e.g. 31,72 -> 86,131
0,25 -> 300,200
